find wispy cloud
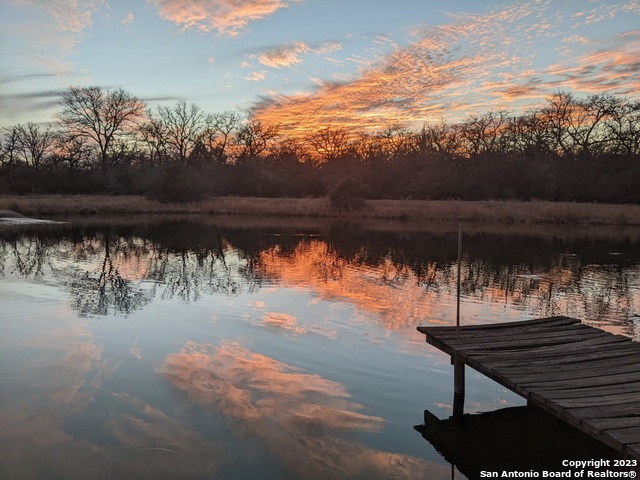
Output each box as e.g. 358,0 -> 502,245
147,0 -> 301,37
562,34 -> 590,44
252,2 -> 640,136
0,88 -> 63,125
492,29 -> 640,102
3,0 -> 101,74
252,3 -> 543,135
257,41 -> 341,68
246,70 -> 267,81
121,11 -> 134,26
546,30 -> 640,95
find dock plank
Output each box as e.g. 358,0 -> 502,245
504,359 -> 640,383
417,317 -> 640,461
590,418 -> 640,431
522,372 -> 640,391
474,341 -> 638,367
442,330 -> 609,351
566,403 -> 640,420
531,381 -> 640,399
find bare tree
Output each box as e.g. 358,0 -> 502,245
267,136 -> 308,165
0,125 -> 22,166
305,126 -> 350,164
505,113 -> 552,159
16,123 -> 56,170
203,111 -> 243,164
569,93 -> 619,156
149,100 -> 206,165
605,99 -> 640,156
138,116 -> 169,166
56,86 -> 145,171
352,132 -> 385,164
235,117 -> 279,162
53,133 -> 93,170
415,122 -> 464,158
378,122 -> 414,161
0,123 -> 55,169
460,111 -> 509,157
541,91 -> 578,157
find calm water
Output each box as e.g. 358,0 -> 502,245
1,217 -> 639,479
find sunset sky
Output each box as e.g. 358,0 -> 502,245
1,0 -> 639,133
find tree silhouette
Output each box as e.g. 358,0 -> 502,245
56,86 -> 145,171
147,100 -> 206,166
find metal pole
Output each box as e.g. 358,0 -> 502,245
456,224 -> 462,331
453,224 -> 465,418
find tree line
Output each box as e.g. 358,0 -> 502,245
1,86 -> 639,203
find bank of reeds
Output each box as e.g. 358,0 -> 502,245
1,195 -> 639,226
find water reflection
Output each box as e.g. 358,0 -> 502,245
1,220 -> 637,336
1,218 -> 640,479
0,314 -> 225,479
163,341 -> 435,479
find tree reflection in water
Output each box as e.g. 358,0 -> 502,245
0,219 -> 638,337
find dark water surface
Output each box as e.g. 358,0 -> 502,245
1,217 -> 638,479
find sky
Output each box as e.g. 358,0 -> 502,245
1,0 -> 640,136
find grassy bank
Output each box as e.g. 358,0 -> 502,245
1,195 -> 640,225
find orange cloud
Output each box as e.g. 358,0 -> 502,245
252,3 -> 544,136
462,19 -> 640,106
252,3 -> 640,136
148,0 -> 301,36
546,31 -> 640,94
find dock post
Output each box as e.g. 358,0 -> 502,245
452,357 -> 465,418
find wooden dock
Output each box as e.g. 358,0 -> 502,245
417,316 -> 640,461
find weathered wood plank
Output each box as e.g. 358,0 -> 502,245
521,373 -> 640,392
542,389 -> 639,409
606,428 -> 640,445
565,403 -> 640,420
422,321 -> 589,340
627,444 -> 640,458
590,418 -> 640,432
442,329 -> 608,351
417,316 -> 640,461
417,316 -> 576,334
529,381 -> 640,399
470,341 -> 638,367
504,359 -> 640,383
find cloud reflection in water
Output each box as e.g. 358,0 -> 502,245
163,340 -> 436,479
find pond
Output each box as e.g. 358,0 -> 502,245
1,216 -> 639,479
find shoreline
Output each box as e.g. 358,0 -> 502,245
1,195 -> 640,226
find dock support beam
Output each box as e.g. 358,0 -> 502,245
452,357 -> 465,418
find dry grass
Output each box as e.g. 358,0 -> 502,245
1,195 -> 639,225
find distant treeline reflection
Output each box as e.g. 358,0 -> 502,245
1,220 -> 638,337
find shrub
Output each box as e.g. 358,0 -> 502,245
144,165 -> 211,203
326,176 -> 370,212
